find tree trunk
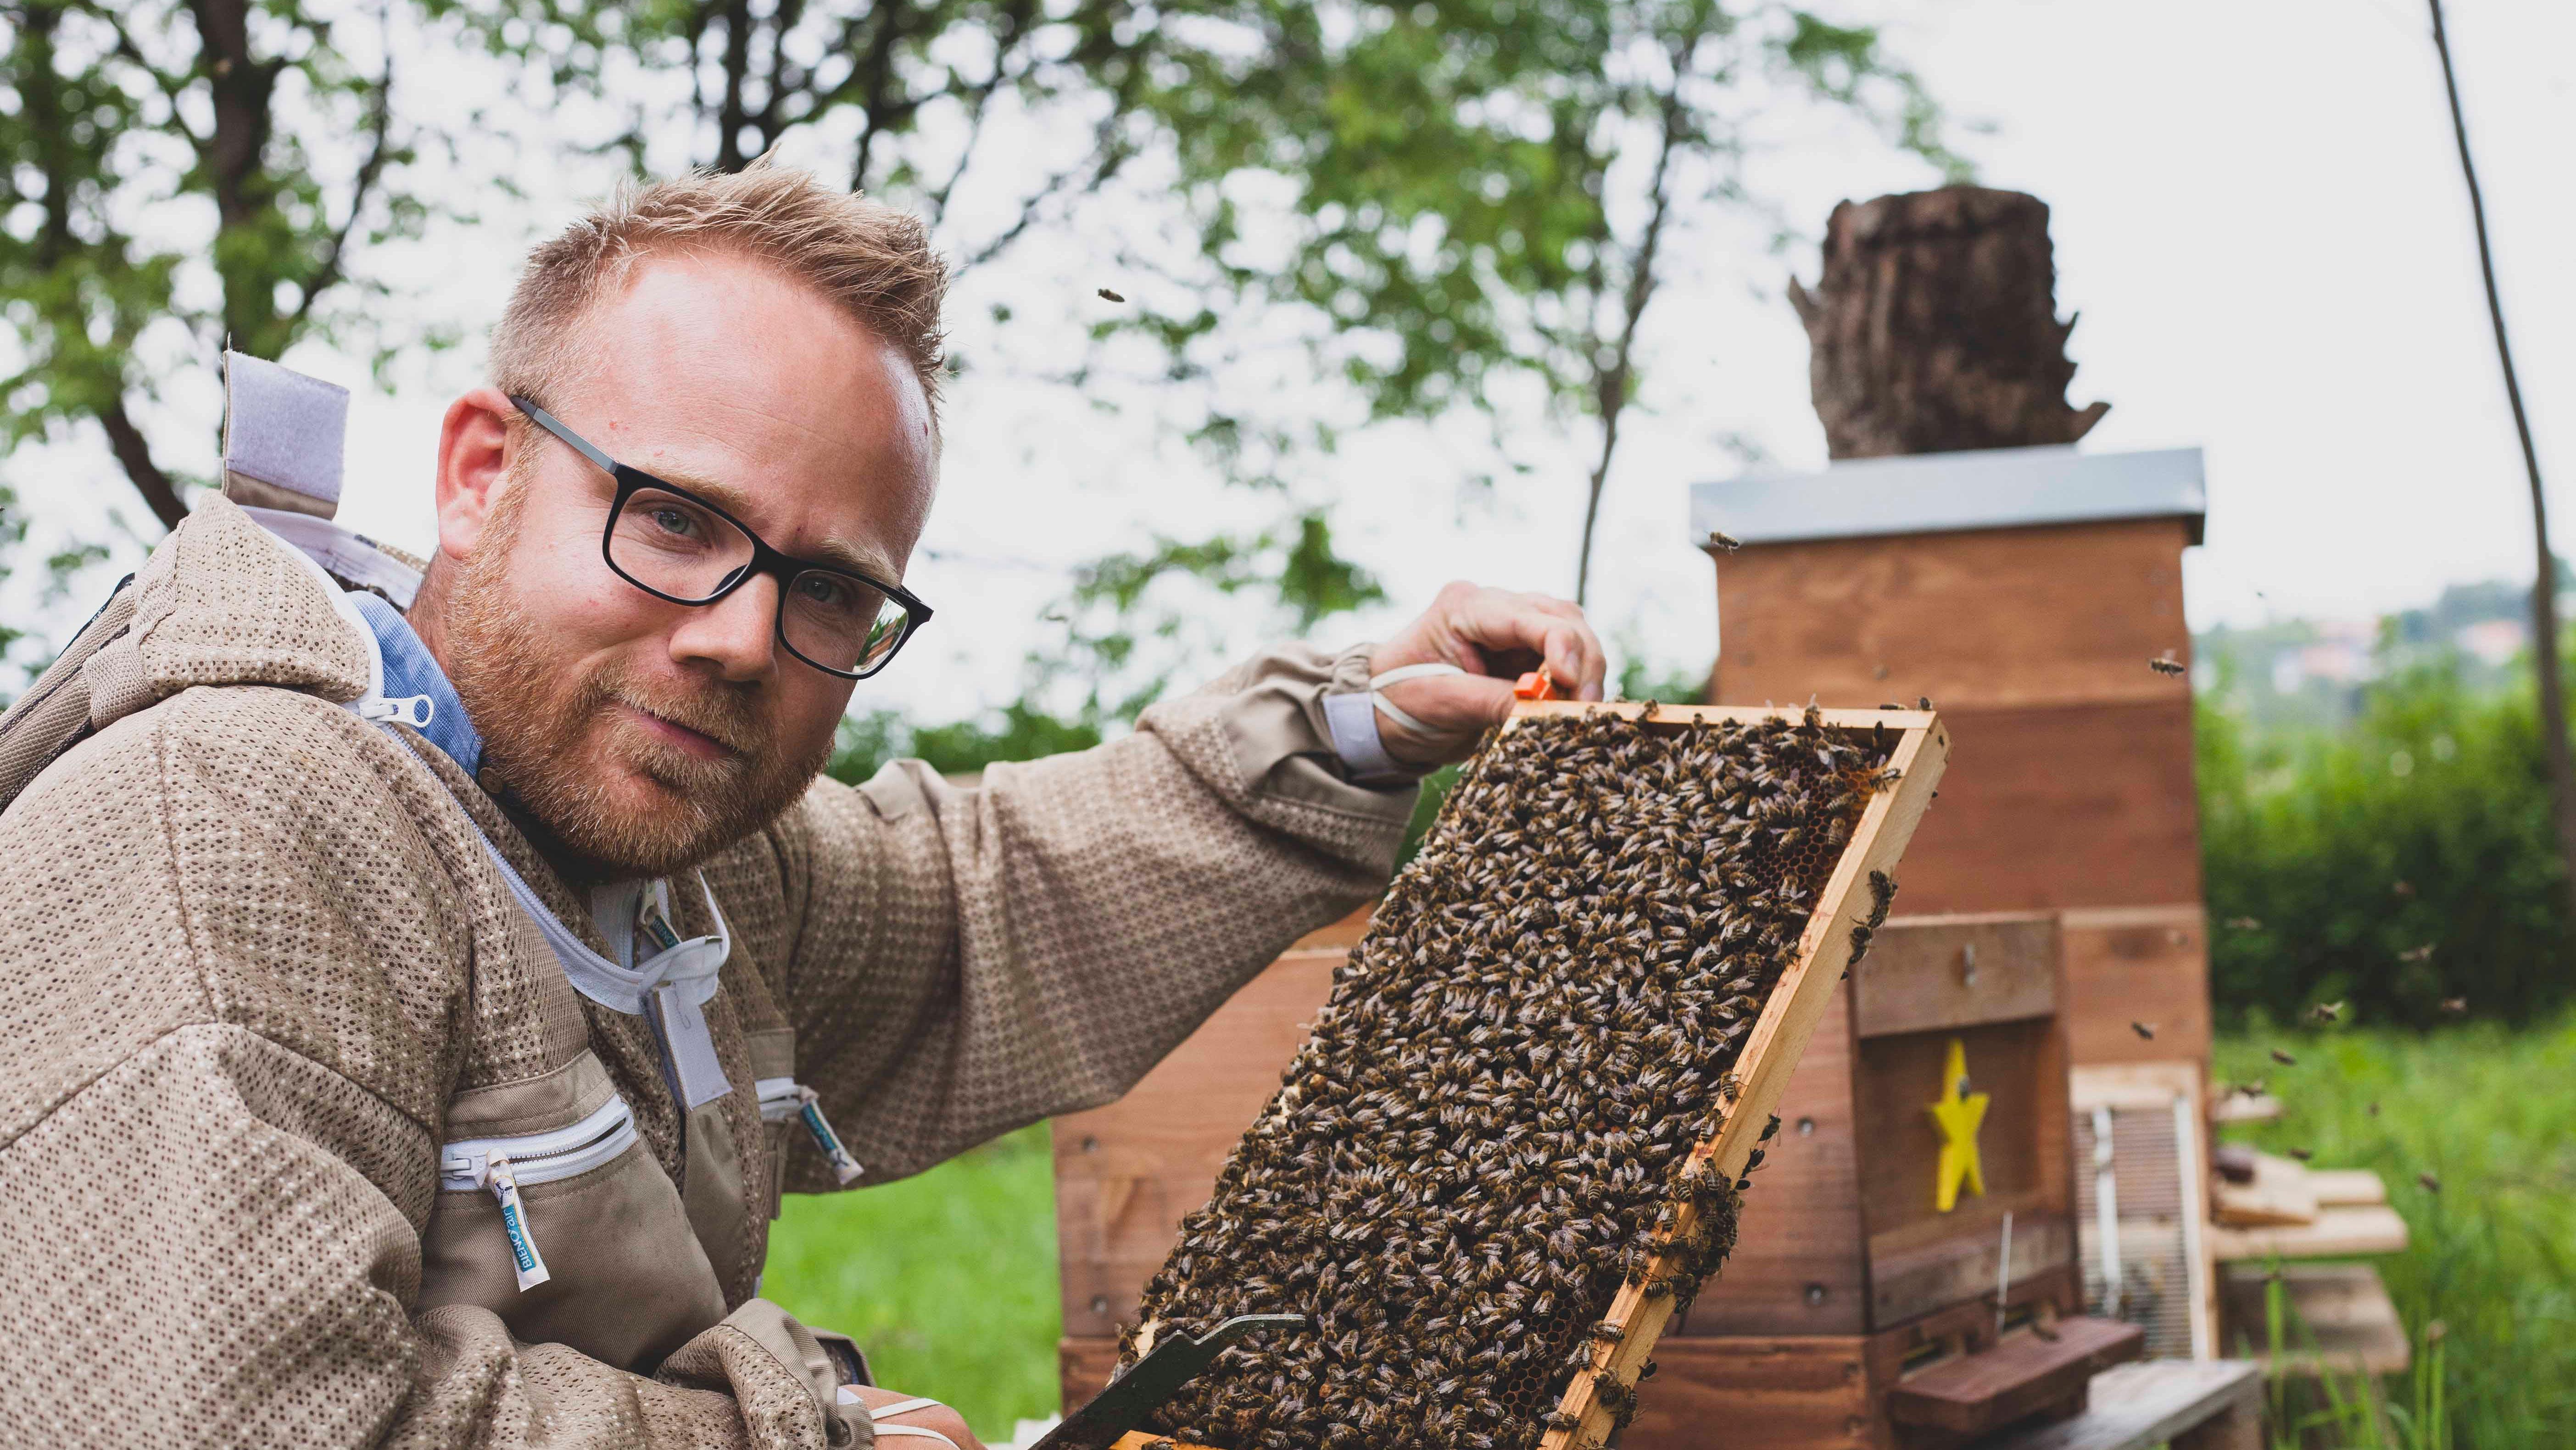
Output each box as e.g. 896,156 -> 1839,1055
1788,186 -> 2108,459
2427,0 -> 2576,935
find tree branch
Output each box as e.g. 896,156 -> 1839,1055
287,46 -> 396,332
97,394 -> 190,530
1573,60 -> 1689,607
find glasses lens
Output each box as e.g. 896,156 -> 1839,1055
781,569 -> 914,676
608,486 -> 755,602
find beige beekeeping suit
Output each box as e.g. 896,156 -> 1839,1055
0,498 -> 1411,1448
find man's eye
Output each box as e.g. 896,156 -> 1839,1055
797,575 -> 849,607
649,507 -> 697,537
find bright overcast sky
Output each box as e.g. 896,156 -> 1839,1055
15,0 -> 2568,718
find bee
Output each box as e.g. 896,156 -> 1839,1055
1705,530 -> 1742,553
2441,996 -> 2468,1014
2419,1171 -> 2442,1194
2308,1000 -> 2346,1024
2398,944 -> 2434,964
2148,655 -> 2186,675
2131,1021 -> 2157,1040
2288,1147 -> 2314,1162
1097,286 -> 1126,302
2269,1048 -> 2297,1066
2226,916 -> 2263,931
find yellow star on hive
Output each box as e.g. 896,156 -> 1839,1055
1927,1037 -> 1988,1214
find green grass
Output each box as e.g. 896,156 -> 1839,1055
2213,1013 -> 2576,1446
756,1023 -> 2576,1447
760,1123 -> 1062,1440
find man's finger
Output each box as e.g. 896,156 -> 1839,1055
1453,591 -> 1605,701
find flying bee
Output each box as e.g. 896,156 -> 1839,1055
2269,1048 -> 2297,1066
2131,1021 -> 2157,1040
2149,654 -> 2186,675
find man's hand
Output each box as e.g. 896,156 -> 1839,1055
841,1384 -> 986,1450
1367,581 -> 1606,769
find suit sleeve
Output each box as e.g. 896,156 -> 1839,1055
771,642 -> 1419,1183
0,692 -> 853,1450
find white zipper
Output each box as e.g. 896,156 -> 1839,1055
757,1076 -> 865,1185
253,516 -> 437,729
439,1096 -> 638,1291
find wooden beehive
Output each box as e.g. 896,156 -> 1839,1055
1692,445 -> 2219,1380
1694,444 -> 2211,1072
1058,700 -> 1947,1448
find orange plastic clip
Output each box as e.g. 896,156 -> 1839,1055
1512,671 -> 1557,702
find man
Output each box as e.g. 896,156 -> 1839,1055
0,163 -> 1604,1449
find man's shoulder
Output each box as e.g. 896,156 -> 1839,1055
7,682 -> 426,831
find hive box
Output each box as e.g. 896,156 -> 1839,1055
1692,444 -> 2211,1072
1056,911 -> 2139,1448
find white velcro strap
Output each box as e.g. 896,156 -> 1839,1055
871,1428 -> 959,1449
1365,660 -> 1467,737
870,1399 -> 947,1418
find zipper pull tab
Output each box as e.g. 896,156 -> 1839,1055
358,694 -> 435,728
797,1088 -> 865,1185
485,1154 -> 552,1291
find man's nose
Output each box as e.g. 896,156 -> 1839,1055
668,571 -> 781,683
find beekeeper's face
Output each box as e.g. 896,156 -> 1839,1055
423,251 -> 938,877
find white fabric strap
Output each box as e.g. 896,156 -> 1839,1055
476,839 -> 731,1015
223,352 -> 348,513
870,1399 -> 947,1418
839,1395 -> 959,1450
240,505 -> 422,608
1366,661 -> 1467,737
870,1428 -> 957,1448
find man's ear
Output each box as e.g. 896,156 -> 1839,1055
435,387 -> 519,566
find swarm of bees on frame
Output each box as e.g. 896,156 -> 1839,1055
1123,707 -> 1900,1450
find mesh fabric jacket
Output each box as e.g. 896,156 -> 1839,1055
0,498 -> 1413,1447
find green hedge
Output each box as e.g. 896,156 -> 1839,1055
2200,662 -> 2574,1027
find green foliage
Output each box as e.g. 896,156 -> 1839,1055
2215,1018 -> 2576,1448
0,0 -> 441,526
1616,651 -> 1707,708
829,702 -> 1107,785
1123,0 -> 1957,424
452,0 -> 1158,253
1034,508 -> 1388,720
1101,0 -> 1961,597
759,1125 -> 1060,1440
2200,660 -> 2573,1026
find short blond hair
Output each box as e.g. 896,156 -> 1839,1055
490,162 -> 948,420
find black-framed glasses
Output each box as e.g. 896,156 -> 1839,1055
510,396 -> 931,680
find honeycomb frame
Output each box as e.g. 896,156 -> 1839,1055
1110,701 -> 1950,1450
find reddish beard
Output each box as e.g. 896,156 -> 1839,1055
439,477 -> 831,878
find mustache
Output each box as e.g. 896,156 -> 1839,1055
602,679 -> 767,757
